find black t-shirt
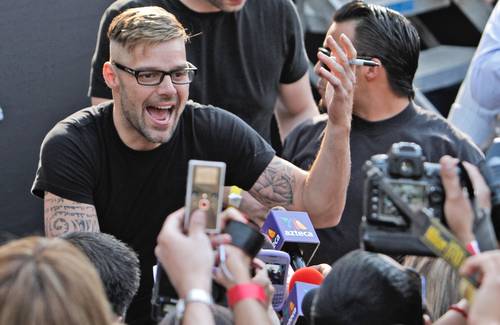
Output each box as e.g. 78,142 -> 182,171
282,103 -> 484,265
32,101 -> 274,325
89,0 -> 309,143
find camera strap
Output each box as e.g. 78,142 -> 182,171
365,161 -> 479,300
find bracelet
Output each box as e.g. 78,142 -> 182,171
449,304 -> 468,319
175,289 -> 213,324
227,283 -> 267,308
466,240 -> 480,256
228,186 -> 243,209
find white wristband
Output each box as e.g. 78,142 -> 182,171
185,288 -> 213,305
175,289 -> 213,324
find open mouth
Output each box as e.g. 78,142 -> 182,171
145,105 -> 174,125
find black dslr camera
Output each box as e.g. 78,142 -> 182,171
361,141 -> 499,256
363,142 -> 445,228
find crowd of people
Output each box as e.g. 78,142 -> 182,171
1,0 -> 500,324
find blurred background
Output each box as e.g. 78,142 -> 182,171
0,0 -> 114,237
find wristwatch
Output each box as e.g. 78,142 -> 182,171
175,289 -> 213,324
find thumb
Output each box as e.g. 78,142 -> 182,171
188,209 -> 208,236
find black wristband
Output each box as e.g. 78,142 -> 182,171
223,220 -> 265,258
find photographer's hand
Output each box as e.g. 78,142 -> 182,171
214,244 -> 252,289
214,245 -> 272,325
252,258 -> 280,325
441,156 -> 475,244
155,208 -> 214,298
441,156 -> 491,247
460,250 -> 500,325
252,258 -> 275,308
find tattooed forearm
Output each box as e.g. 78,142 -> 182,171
249,158 -> 295,208
44,193 -> 99,237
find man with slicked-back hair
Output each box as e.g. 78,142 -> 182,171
282,0 -> 483,265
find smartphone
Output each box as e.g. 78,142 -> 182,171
184,160 -> 226,233
257,249 -> 290,311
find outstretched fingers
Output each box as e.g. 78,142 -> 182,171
321,35 -> 356,95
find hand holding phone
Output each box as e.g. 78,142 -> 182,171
256,249 -> 290,311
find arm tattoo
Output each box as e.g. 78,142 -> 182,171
44,194 -> 99,237
250,159 -> 295,208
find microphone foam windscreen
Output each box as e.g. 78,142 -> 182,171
288,266 -> 324,292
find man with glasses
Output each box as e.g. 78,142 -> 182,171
32,6 -> 356,325
281,1 -> 483,267
89,0 -> 320,151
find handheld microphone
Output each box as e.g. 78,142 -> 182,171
260,210 -> 320,270
288,267 -> 324,293
282,267 -> 324,325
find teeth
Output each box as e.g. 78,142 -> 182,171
156,105 -> 172,110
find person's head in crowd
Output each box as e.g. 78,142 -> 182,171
318,1 -> 420,113
0,236 -> 115,325
303,249 -> 425,325
62,232 -> 141,321
404,256 -> 460,320
102,6 -> 192,150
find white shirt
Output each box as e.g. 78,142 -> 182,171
449,2 -> 500,150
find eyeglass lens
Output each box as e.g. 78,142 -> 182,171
137,69 -> 194,85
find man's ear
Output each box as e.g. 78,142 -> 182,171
102,61 -> 118,89
363,58 -> 382,82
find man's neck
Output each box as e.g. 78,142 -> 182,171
180,0 -> 221,13
354,91 -> 410,122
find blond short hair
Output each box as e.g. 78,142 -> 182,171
0,236 -> 115,325
108,6 -> 189,52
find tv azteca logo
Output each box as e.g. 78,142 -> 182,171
282,217 -> 314,238
266,228 -> 279,248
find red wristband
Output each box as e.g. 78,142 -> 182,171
466,240 -> 480,256
227,283 -> 267,308
449,304 -> 468,319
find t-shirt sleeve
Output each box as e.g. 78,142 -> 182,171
278,0 -> 309,84
31,123 -> 97,205
457,136 -> 485,165
88,6 -> 119,99
196,107 -> 275,190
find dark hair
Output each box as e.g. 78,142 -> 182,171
311,250 -> 423,325
62,232 -> 141,318
334,1 -> 420,99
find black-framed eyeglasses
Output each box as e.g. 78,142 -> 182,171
112,61 -> 197,86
